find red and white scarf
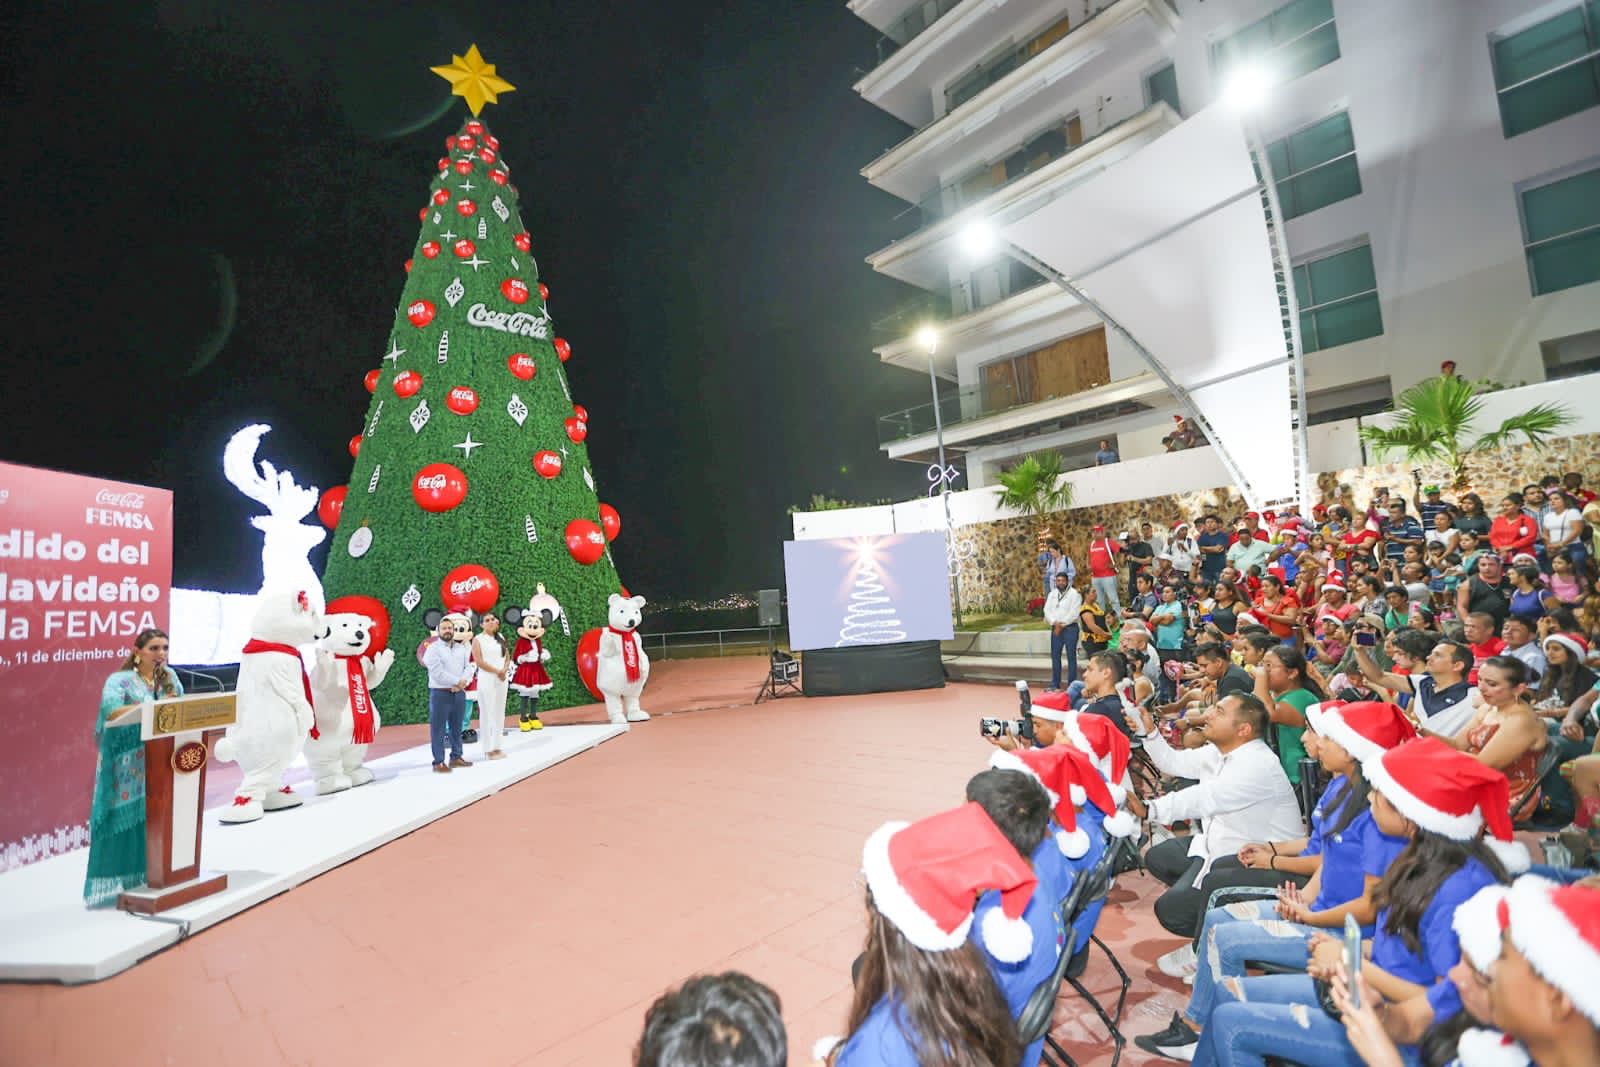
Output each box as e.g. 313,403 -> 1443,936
339,655 -> 376,745
609,626 -> 642,682
241,638 -> 317,738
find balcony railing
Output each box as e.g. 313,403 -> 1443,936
877,380 -> 1152,446
869,0 -> 967,69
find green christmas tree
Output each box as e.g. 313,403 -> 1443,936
321,48 -> 625,723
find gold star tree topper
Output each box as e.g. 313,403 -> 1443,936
431,44 -> 516,116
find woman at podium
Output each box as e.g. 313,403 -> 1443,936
84,628 -> 183,907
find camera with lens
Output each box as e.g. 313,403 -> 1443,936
978,680 -> 1037,743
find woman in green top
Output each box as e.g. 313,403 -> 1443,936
85,627 -> 182,907
1253,644 -> 1325,784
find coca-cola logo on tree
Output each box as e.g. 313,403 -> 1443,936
466,303 -> 549,339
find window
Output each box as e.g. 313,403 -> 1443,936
1264,112 -> 1360,219
1520,166 -> 1600,295
1146,63 -> 1181,114
1293,243 -> 1382,353
1492,2 -> 1600,137
1212,0 -> 1339,86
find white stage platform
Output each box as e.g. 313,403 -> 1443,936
0,723 -> 624,984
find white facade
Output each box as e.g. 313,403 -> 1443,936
853,0 -> 1600,488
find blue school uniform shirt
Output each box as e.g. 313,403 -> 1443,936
975,858 -> 1064,1067
835,996 -> 922,1067
1370,856 -> 1497,1022
1300,777 -> 1407,935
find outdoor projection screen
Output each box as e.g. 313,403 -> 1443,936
1000,103 -> 1297,507
783,533 -> 954,651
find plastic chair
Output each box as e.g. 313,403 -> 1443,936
1511,744 -> 1566,827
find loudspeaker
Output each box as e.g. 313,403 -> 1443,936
758,588 -> 782,627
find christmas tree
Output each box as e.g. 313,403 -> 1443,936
321,46 -> 625,722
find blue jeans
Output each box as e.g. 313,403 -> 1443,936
429,688 -> 465,764
1092,575 -> 1121,616
1186,902 -> 1313,1025
1050,625 -> 1079,689
1194,974 -> 1417,1067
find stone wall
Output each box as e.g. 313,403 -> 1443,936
956,433 -> 1600,612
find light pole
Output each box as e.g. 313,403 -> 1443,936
917,325 -> 962,627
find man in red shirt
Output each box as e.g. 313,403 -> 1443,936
1086,523 -> 1122,616
1461,611 -> 1506,685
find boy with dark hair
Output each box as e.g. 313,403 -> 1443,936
635,972 -> 786,1067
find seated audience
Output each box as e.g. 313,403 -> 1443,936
1426,655 -> 1547,808
1253,644 -> 1327,784
1352,626 -> 1475,733
1500,615 -> 1546,686
1484,876 -> 1600,1067
1461,611 -> 1507,685
1536,632 -> 1597,713
635,972 -> 786,1067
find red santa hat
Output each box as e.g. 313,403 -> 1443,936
1305,700 -> 1417,766
1060,707 -> 1133,808
1364,737 -> 1530,873
862,803 -> 1038,963
1499,875 -> 1600,1026
1321,571 -> 1348,594
1091,523 -> 1105,532
1245,511 -> 1261,521
1543,632 -> 1589,662
1028,689 -> 1074,723
1172,520 -> 1190,534
989,746 -> 1138,857
1235,610 -> 1263,628
1312,503 -> 1328,515
1455,1029 -> 1528,1067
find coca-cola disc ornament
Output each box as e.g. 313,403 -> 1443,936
533,450 -> 563,479
452,239 -> 476,258
538,283 -> 550,300
491,170 -> 508,186
439,563 -> 499,614
598,503 -> 621,542
348,435 -> 363,458
445,386 -> 479,415
317,486 -> 348,529
564,416 -> 588,443
456,199 -> 477,217
407,300 -> 436,328
364,369 -> 382,393
507,353 -> 536,380
457,134 -> 476,151
432,188 -> 450,205
565,519 -> 607,565
421,241 -> 441,259
454,158 -> 473,175
465,120 -> 484,136
501,278 -> 529,304
553,337 -> 571,362
412,463 -> 468,512
393,370 -> 423,397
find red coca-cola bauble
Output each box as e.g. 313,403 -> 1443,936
572,403 -> 588,421
598,503 -> 621,542
445,135 -> 458,150
513,232 -> 531,252
421,242 -> 441,259
553,337 -> 571,362
364,369 -> 381,393
456,199 -> 477,217
533,451 -> 563,479
564,416 -> 588,443
412,463 -> 468,512
575,628 -> 603,700
507,353 -> 536,380
565,519 -> 606,565
454,158 -> 473,175
486,134 -> 500,151
393,370 -> 423,397
490,170 -> 508,186
477,147 -> 496,164
538,282 -> 550,300
404,259 -> 413,273
432,188 -> 450,205
501,278 -> 529,304
439,563 -> 499,614
445,386 -> 478,415
325,595 -> 391,656
348,435 -> 362,458
452,239 -> 476,258
437,157 -> 449,172
407,300 -> 436,328
317,486 -> 347,530
457,134 -> 476,151
465,120 -> 484,137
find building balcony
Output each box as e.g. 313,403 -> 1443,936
857,0 -> 1180,154
866,101 -> 1181,293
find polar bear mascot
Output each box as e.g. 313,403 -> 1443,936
305,612 -> 395,795
596,593 -> 651,727
216,588 -> 321,823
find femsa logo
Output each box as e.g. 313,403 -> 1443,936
95,490 -> 146,509
449,575 -> 487,596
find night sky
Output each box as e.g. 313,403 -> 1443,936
2,1 -> 932,600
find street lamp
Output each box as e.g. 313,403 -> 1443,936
959,220 -> 997,258
918,324 -> 962,626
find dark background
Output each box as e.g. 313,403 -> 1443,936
1,1 -> 933,601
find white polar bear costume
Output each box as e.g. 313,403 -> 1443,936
596,593 -> 651,727
306,612 -> 395,795
215,588 -> 321,823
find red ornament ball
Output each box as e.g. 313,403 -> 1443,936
456,198 -> 477,217
439,563 -> 499,615
490,170 -> 508,187
575,629 -> 603,700
454,158 -> 473,175
393,370 -> 423,397
532,451 -> 563,479
421,241 -> 441,259
553,337 -> 571,362
513,232 -> 531,252
348,435 -> 362,458
437,157 -> 449,172
507,353 -> 537,380
501,278 -> 530,304
538,282 -> 550,300
564,416 -> 588,443
477,147 -> 496,164
406,300 -> 436,328
457,135 -> 476,152
412,463 -> 468,512
565,519 -> 607,566
317,486 -> 347,530
418,207 -> 428,221
364,369 -> 381,393
599,502 -> 621,542
445,386 -> 479,415
445,135 -> 458,150
465,120 -> 484,137
325,595 -> 391,656
572,403 -> 588,421
486,134 -> 500,151
452,239 -> 476,258
404,259 -> 413,273
432,188 -> 450,205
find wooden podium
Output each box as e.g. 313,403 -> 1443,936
117,693 -> 237,914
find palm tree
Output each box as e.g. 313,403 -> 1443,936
1358,375 -> 1573,491
994,451 -> 1075,545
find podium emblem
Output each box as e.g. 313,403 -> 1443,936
172,741 -> 208,775
156,705 -> 180,735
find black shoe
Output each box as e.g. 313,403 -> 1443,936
462,728 -> 479,743
1133,1016 -> 1198,1062
1146,1013 -> 1189,1042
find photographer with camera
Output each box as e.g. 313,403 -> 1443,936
1352,619 -> 1475,732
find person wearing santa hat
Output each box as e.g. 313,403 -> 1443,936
1170,521 -> 1199,576
1086,523 -> 1123,616
1483,875 -> 1600,1067
824,804 -> 1033,1067
1421,656 -> 1547,809
1314,570 -> 1360,630
1137,701 -> 1416,1057
1189,738 -> 1527,1067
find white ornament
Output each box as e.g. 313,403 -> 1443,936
463,254 -> 487,272
347,526 -> 373,559
402,584 -> 422,613
507,393 -> 528,426
368,464 -> 381,493
524,515 -> 538,543
409,398 -> 431,433
432,211 -> 441,225
453,432 -> 483,459
441,229 -> 458,242
383,340 -> 405,364
511,256 -> 520,271
460,179 -> 475,191
560,612 -> 571,636
367,400 -> 384,436
477,217 -> 487,240
436,330 -> 450,363
582,467 -> 595,491
559,445 -> 568,457
444,277 -> 465,307
559,371 -> 571,402
491,196 -> 509,222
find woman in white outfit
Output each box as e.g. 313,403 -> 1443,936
473,614 -> 510,759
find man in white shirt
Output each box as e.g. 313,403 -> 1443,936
1125,693 -> 1305,940
1043,572 -> 1083,691
1501,615 -> 1546,685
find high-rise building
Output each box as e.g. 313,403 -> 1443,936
853,0 -> 1600,488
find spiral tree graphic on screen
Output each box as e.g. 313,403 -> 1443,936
836,537 -> 908,646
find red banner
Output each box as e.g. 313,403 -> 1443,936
0,461 -> 173,871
